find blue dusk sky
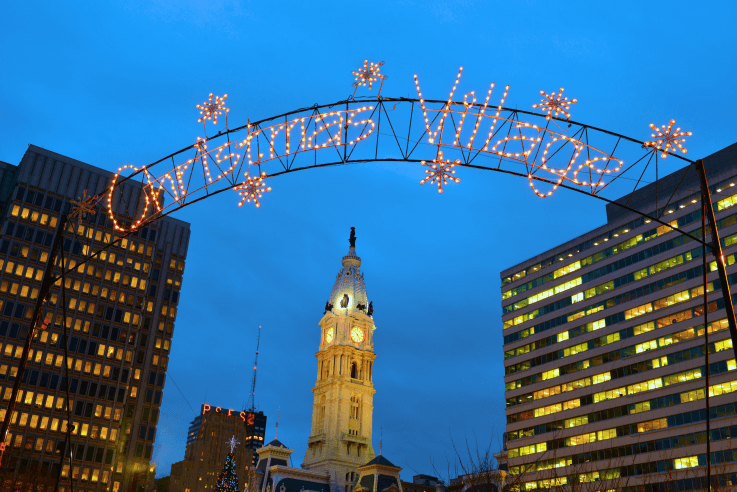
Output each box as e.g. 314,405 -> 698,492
2,0 -> 736,479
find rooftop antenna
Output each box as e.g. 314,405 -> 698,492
275,407 -> 280,439
380,426 -> 383,455
247,326 -> 261,412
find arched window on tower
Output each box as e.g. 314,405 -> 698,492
350,362 -> 358,379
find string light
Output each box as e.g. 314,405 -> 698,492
352,60 -> 386,91
451,91 -> 477,146
197,93 -> 229,125
532,88 -> 577,120
643,119 -> 692,158
414,67 -> 463,144
236,172 -> 272,208
107,165 -> 152,231
69,189 -> 97,222
420,150 -> 461,194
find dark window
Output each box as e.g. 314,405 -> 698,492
13,304 -> 24,319
114,309 -> 122,323
84,403 -> 93,418
150,409 -> 159,424
105,307 -> 113,321
78,339 -> 87,354
150,231 -> 156,242
135,443 -> 144,458
80,381 -> 89,396
85,446 -> 94,462
157,374 -> 165,387
14,225 -> 24,239
121,369 -> 129,383
95,448 -> 104,463
89,383 -> 97,397
69,337 -> 79,353
25,190 -> 35,204
145,389 -> 153,403
110,327 -> 118,340
50,374 -> 59,390
39,373 -> 49,388
139,426 -> 146,439
0,241 -> 8,254
102,325 -> 110,339
24,228 -> 33,241
148,372 -> 156,385
4,223 -> 14,236
147,428 -> 156,441
75,401 -> 84,416
105,450 -> 113,465
44,235 -> 52,247
15,186 -> 26,201
145,445 -> 153,460
34,231 -> 44,244
29,370 -> 39,385
98,385 -> 107,398
74,445 -> 84,461
92,323 -> 101,336
53,199 -> 61,213
111,367 -> 120,382
70,378 -> 78,393
154,390 -> 161,405
3,302 -> 14,317
88,341 -> 96,356
148,285 -> 156,297
108,386 -> 116,401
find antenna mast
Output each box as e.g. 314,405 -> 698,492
247,326 -> 261,412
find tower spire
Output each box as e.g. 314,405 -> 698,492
247,326 -> 261,412
380,426 -> 382,455
275,407 -> 280,439
349,227 -> 357,248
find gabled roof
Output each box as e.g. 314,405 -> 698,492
363,454 -> 397,468
266,439 -> 288,448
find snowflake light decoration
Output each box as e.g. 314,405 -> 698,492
196,93 -> 229,125
643,119 -> 692,158
352,60 -> 387,99
69,189 -> 97,222
532,88 -> 577,120
420,150 -> 461,194
226,436 -> 240,453
237,171 -> 272,208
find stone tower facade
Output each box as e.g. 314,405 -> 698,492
302,228 -> 376,492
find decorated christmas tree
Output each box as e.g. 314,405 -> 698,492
214,437 -> 240,492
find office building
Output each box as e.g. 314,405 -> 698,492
0,145 -> 191,492
501,143 -> 737,490
170,404 -> 265,492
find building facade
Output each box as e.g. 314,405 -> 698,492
302,229 -> 376,492
501,143 -> 737,490
170,404 -> 265,492
0,145 -> 191,492
248,229 -> 378,492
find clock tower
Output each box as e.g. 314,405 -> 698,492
302,228 -> 376,492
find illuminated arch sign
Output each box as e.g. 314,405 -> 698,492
104,61 -> 691,233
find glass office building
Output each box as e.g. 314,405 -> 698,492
0,145 -> 191,492
501,143 -> 737,491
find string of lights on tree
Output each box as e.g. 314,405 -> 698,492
102,60 -> 692,233
213,437 -> 241,492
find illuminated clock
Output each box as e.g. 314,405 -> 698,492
326,328 -> 334,343
350,327 -> 364,343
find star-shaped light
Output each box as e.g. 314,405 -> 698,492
226,436 -> 240,453
420,150 -> 461,194
643,119 -> 692,158
237,171 -> 272,208
352,60 -> 386,90
196,93 -> 229,125
69,189 -> 97,222
532,88 -> 577,120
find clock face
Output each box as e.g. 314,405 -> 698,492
350,327 -> 364,343
326,328 -> 334,343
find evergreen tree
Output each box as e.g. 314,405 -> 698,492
214,452 -> 239,492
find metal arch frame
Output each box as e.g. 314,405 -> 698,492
0,96 -> 733,492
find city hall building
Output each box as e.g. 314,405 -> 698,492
0,145 -> 191,492
501,143 -> 737,490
